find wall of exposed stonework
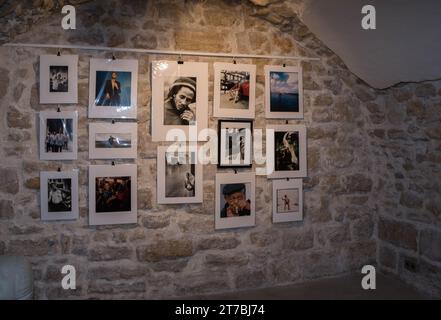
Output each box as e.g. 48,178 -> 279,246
0,0 -> 437,299
368,82 -> 441,297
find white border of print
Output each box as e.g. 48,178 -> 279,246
157,145 -> 203,204
89,122 -> 137,159
272,178 -> 303,223
89,164 -> 137,226
40,170 -> 79,221
151,60 -> 208,141
39,111 -> 78,160
264,65 -> 303,119
39,54 -> 78,104
215,171 -> 255,230
88,58 -> 138,119
266,124 -> 307,179
213,62 -> 256,119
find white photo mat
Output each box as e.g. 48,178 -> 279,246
151,60 -> 208,142
39,54 -> 78,104
39,111 -> 78,160
266,124 -> 307,179
264,65 -> 303,119
89,164 -> 137,226
40,170 -> 79,221
218,120 -> 253,167
215,172 -> 256,230
213,62 -> 256,119
157,145 -> 203,204
88,58 -> 138,119
272,178 -> 303,223
89,122 -> 137,159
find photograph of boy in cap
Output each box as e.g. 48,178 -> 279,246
220,183 -> 251,218
164,77 -> 197,125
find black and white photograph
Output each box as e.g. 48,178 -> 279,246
40,170 -> 79,221
151,61 -> 208,141
163,76 -> 197,126
39,111 -> 78,160
218,120 -> 253,168
157,146 -> 203,204
89,58 -> 138,119
89,164 -> 137,226
89,122 -> 137,159
213,62 -> 256,119
266,125 -> 307,179
215,172 -> 255,230
49,66 -> 68,92
272,179 -> 303,223
39,54 -> 78,104
265,65 -> 303,119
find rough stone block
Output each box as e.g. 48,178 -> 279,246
136,239 -> 193,262
378,217 -> 418,251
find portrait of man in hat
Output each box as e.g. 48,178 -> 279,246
220,183 -> 251,218
164,77 -> 197,125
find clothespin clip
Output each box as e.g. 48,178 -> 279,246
112,119 -> 115,124
57,167 -> 61,172
57,49 -> 61,57
177,54 -> 184,65
112,53 -> 116,61
286,177 -> 289,181
57,105 -> 61,112
111,161 -> 115,166
282,63 -> 286,67
234,169 -> 238,174
233,56 -> 237,64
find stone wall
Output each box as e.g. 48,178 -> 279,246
0,0 -> 438,299
368,82 -> 441,297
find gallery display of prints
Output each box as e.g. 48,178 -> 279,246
272,178 -> 303,223
89,122 -> 137,159
264,65 -> 303,119
157,145 -> 203,204
39,111 -> 78,160
218,120 -> 253,168
213,62 -> 256,119
266,124 -> 307,179
39,54 -> 78,104
88,58 -> 138,119
40,170 -> 79,221
215,172 -> 255,230
151,61 -> 208,141
89,164 -> 137,226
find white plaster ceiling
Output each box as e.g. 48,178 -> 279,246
300,0 -> 441,89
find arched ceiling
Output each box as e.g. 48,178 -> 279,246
300,0 -> 441,89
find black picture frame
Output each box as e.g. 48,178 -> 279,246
217,119 -> 253,168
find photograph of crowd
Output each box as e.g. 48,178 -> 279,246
44,118 -> 73,153
95,176 -> 131,213
49,66 -> 68,93
47,178 -> 72,212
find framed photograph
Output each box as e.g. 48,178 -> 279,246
215,172 -> 255,230
266,125 -> 307,179
272,179 -> 303,223
218,120 -> 253,168
39,54 -> 78,104
89,164 -> 137,226
39,111 -> 78,160
89,122 -> 137,159
265,65 -> 303,119
40,170 -> 79,221
151,60 -> 208,141
89,58 -> 138,119
157,145 -> 202,204
213,62 -> 256,119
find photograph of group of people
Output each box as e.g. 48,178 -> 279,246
95,176 -> 132,213
44,118 -> 73,153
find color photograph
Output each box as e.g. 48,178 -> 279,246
95,176 -> 131,213
95,71 -> 132,107
272,179 -> 303,223
213,62 -> 256,119
265,65 -> 303,119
